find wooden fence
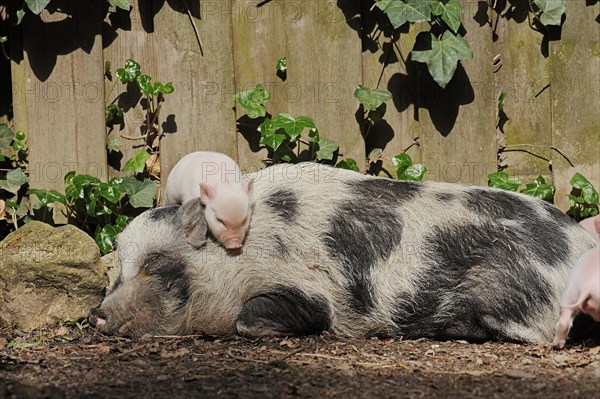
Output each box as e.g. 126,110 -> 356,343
7,0 -> 599,210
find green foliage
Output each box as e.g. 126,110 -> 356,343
235,84 -> 342,164
108,0 -> 131,11
487,171 -> 598,212
372,0 -> 564,88
123,149 -> 151,174
376,0 -> 431,28
24,0 -> 51,15
235,84 -> 270,119
0,36 -> 7,43
429,0 -> 464,33
488,171 -> 522,192
533,0 -> 566,26
29,172 -> 156,254
354,85 -> 392,112
412,31 -> 473,89
520,176 -> 555,202
497,92 -> 508,111
568,173 -> 599,220
392,153 -> 427,181
336,158 -> 360,172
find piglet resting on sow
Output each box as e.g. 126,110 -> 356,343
90,163 -> 596,343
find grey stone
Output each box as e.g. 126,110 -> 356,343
0,221 -> 108,329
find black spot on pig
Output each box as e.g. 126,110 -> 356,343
463,189 -> 571,267
236,285 -> 331,336
272,234 -> 288,256
391,222 -> 554,342
141,252 -> 191,308
540,201 -> 577,226
323,178 -> 414,314
435,192 -> 457,203
149,205 -> 179,221
264,189 -> 299,222
111,273 -> 124,292
349,178 -> 422,203
463,189 -> 534,220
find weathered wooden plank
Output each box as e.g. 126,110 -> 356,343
154,1 -> 237,203
493,4 -> 553,187
103,3 -> 157,179
20,1 -> 107,195
232,0 -> 289,173
285,0 -> 364,166
550,0 -> 600,211
359,5 -> 423,175
418,7 -> 497,186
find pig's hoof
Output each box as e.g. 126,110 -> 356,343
552,340 -> 565,350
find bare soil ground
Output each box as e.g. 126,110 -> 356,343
1,325 -> 600,399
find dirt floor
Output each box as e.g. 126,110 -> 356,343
1,324 -> 600,399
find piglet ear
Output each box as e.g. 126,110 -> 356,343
199,183 -> 215,204
243,179 -> 254,196
179,197 -> 208,249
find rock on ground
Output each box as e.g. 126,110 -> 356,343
0,221 -> 107,329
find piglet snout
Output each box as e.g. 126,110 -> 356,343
225,239 -> 243,250
89,307 -> 108,328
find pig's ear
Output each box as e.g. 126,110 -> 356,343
179,197 -> 208,248
199,183 -> 214,204
243,179 -> 254,196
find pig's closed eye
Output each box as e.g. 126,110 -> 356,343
216,217 -> 225,225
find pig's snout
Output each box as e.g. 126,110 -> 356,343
89,307 -> 108,328
225,239 -> 243,250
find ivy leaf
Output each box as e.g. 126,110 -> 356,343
28,189 -> 66,208
376,0 -> 432,29
258,118 -> 287,152
24,0 -> 52,15
336,158 -> 360,172
354,85 -> 392,112
498,92 -> 508,110
121,177 -> 157,208
95,224 -> 121,255
136,74 -> 153,95
270,113 -> 315,142
115,59 -> 141,84
488,171 -> 521,192
276,57 -> 287,81
97,181 -> 125,203
0,168 -> 28,194
520,176 -> 555,202
392,153 -> 427,181
412,31 -> 473,89
315,137 -> 339,161
105,104 -> 124,123
108,0 -> 131,11
123,149 -> 151,174
0,124 -> 13,150
571,172 -> 599,205
234,84 -> 270,119
534,0 -> 566,26
429,0 -> 464,33
16,9 -> 26,25
0,37 -> 7,43
106,138 -> 122,152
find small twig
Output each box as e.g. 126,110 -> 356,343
501,144 -> 574,167
402,137 -> 421,153
182,0 -> 204,56
120,133 -> 148,140
150,334 -> 207,339
227,348 -> 269,364
115,345 -> 145,358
